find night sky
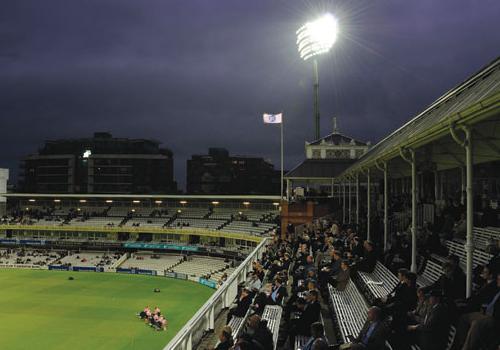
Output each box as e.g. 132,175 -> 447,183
1,0 -> 499,190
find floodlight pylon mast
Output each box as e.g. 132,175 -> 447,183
313,59 -> 320,140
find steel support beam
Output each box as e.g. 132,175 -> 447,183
400,147 -> 417,273
450,123 -> 474,298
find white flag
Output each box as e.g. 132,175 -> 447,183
263,113 -> 282,124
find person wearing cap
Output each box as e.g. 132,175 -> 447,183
407,289 -> 451,350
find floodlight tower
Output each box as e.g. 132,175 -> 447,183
296,13 -> 338,140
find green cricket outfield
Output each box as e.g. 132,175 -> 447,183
0,269 -> 214,350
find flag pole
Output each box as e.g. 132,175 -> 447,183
280,113 -> 284,200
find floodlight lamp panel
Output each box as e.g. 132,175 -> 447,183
296,13 -> 338,61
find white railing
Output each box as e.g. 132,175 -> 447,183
163,237 -> 269,350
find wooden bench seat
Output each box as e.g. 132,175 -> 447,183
417,259 -> 442,287
328,280 -> 368,343
410,325 -> 456,350
262,305 -> 282,350
358,261 -> 399,302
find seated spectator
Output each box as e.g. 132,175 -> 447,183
268,277 -> 287,305
213,325 -> 233,350
461,290 -> 500,350
422,255 -> 465,301
380,269 -> 417,325
408,288 -> 431,325
302,322 -> 329,350
454,271 -> 500,349
332,260 -> 351,291
407,290 -> 451,350
356,241 -> 377,273
338,306 -> 389,350
226,288 -> 252,324
241,314 -> 274,350
289,290 -> 321,341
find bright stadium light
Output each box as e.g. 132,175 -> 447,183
79,199 -> 87,203
296,13 -> 338,140
211,201 -> 219,205
179,200 -> 187,205
132,200 -> 140,203
296,13 -> 338,61
155,200 -> 163,204
243,201 -> 250,206
29,199 -> 36,202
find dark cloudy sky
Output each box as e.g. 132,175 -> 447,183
1,0 -> 499,190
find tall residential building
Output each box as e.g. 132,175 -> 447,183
20,132 -> 176,194
187,148 -> 280,194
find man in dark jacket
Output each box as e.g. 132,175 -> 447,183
382,269 -> 417,324
241,314 -> 274,350
357,241 -> 377,273
340,306 -> 389,350
422,255 -> 466,301
407,290 -> 451,350
227,288 -> 252,323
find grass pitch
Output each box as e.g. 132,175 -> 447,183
0,269 -> 214,350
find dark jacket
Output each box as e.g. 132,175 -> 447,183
358,250 -> 377,273
334,268 -> 351,291
385,283 -> 417,315
423,267 -> 466,300
250,321 -> 274,350
354,320 -> 389,350
231,294 -> 252,317
416,303 -> 451,350
268,285 -> 287,305
215,338 -> 234,350
296,300 -> 321,335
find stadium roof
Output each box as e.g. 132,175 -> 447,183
0,193 -> 281,200
284,159 -> 355,180
337,56 -> 500,179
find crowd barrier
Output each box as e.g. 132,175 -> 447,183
48,265 -> 104,272
198,277 -> 217,289
0,263 -> 46,269
164,237 -> 269,350
116,267 -> 157,276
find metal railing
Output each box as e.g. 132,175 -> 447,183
163,237 -> 270,350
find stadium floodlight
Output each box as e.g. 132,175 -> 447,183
132,200 -> 140,204
105,200 -> 113,203
243,201 -> 250,206
179,200 -> 187,205
296,13 -> 338,61
29,199 -> 36,202
272,202 -> 280,206
54,199 -> 61,203
211,201 -> 219,205
79,199 -> 87,203
155,200 -> 163,204
296,13 -> 338,140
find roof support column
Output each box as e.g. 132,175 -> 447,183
400,147 -> 417,273
286,179 -> 291,201
376,161 -> 389,252
342,180 -> 346,224
434,170 -> 439,202
348,176 -> 352,225
451,123 -> 474,298
461,167 -> 466,205
330,178 -> 334,198
356,173 -> 360,227
366,168 -> 371,241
